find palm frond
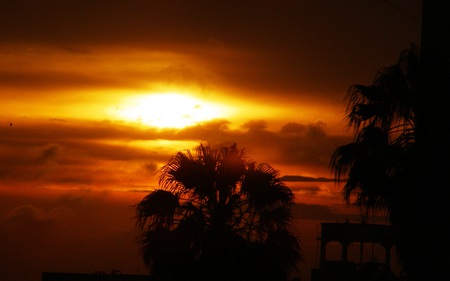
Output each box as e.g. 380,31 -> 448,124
241,162 -> 294,210
135,189 -> 179,229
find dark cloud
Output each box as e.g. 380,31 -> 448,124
139,162 -> 158,173
5,204 -> 49,226
4,204 -> 75,228
0,0 -> 421,102
36,145 -> 60,163
0,70 -> 126,91
0,1 -> 421,48
280,122 -> 307,134
291,186 -> 323,196
0,116 -> 349,193
173,120 -> 340,169
0,120 -> 169,188
281,175 -> 334,182
0,52 -> 215,93
181,119 -> 348,171
241,120 -> 268,131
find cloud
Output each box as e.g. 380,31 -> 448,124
4,204 -> 75,228
178,119 -> 347,171
0,47 -> 217,96
0,117 -> 351,193
0,70 -> 125,91
0,0 -> 421,106
241,120 -> 268,131
280,122 -> 307,134
0,120 -> 165,188
36,145 -> 60,163
281,175 -> 334,182
5,205 -> 48,226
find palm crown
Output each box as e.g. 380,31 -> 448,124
135,143 -> 301,281
330,46 -> 420,215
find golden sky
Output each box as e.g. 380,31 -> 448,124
0,1 -> 421,280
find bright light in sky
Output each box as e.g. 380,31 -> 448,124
112,93 -> 229,128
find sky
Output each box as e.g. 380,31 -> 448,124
0,1 -> 421,280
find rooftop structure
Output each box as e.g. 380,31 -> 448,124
311,222 -> 398,281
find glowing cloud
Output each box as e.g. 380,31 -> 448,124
110,92 -> 231,128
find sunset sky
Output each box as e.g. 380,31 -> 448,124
0,1 -> 421,280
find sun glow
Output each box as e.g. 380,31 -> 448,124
112,93 -> 229,128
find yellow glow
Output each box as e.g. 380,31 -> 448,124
111,92 -> 230,128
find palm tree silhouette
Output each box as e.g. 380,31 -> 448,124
136,143 -> 301,281
331,46 -> 419,212
331,42 -> 450,281
330,46 -> 426,279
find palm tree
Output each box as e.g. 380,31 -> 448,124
135,143 -> 301,281
330,46 -> 426,279
332,45 -> 419,207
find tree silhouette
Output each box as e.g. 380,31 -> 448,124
136,143 -> 301,281
331,45 -> 450,281
331,46 -> 419,213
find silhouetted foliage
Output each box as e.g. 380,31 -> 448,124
136,143 -> 301,281
331,46 -> 420,214
331,44 -> 450,281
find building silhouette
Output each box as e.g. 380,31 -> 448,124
311,222 -> 398,281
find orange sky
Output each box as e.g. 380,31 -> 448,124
0,1 -> 421,281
